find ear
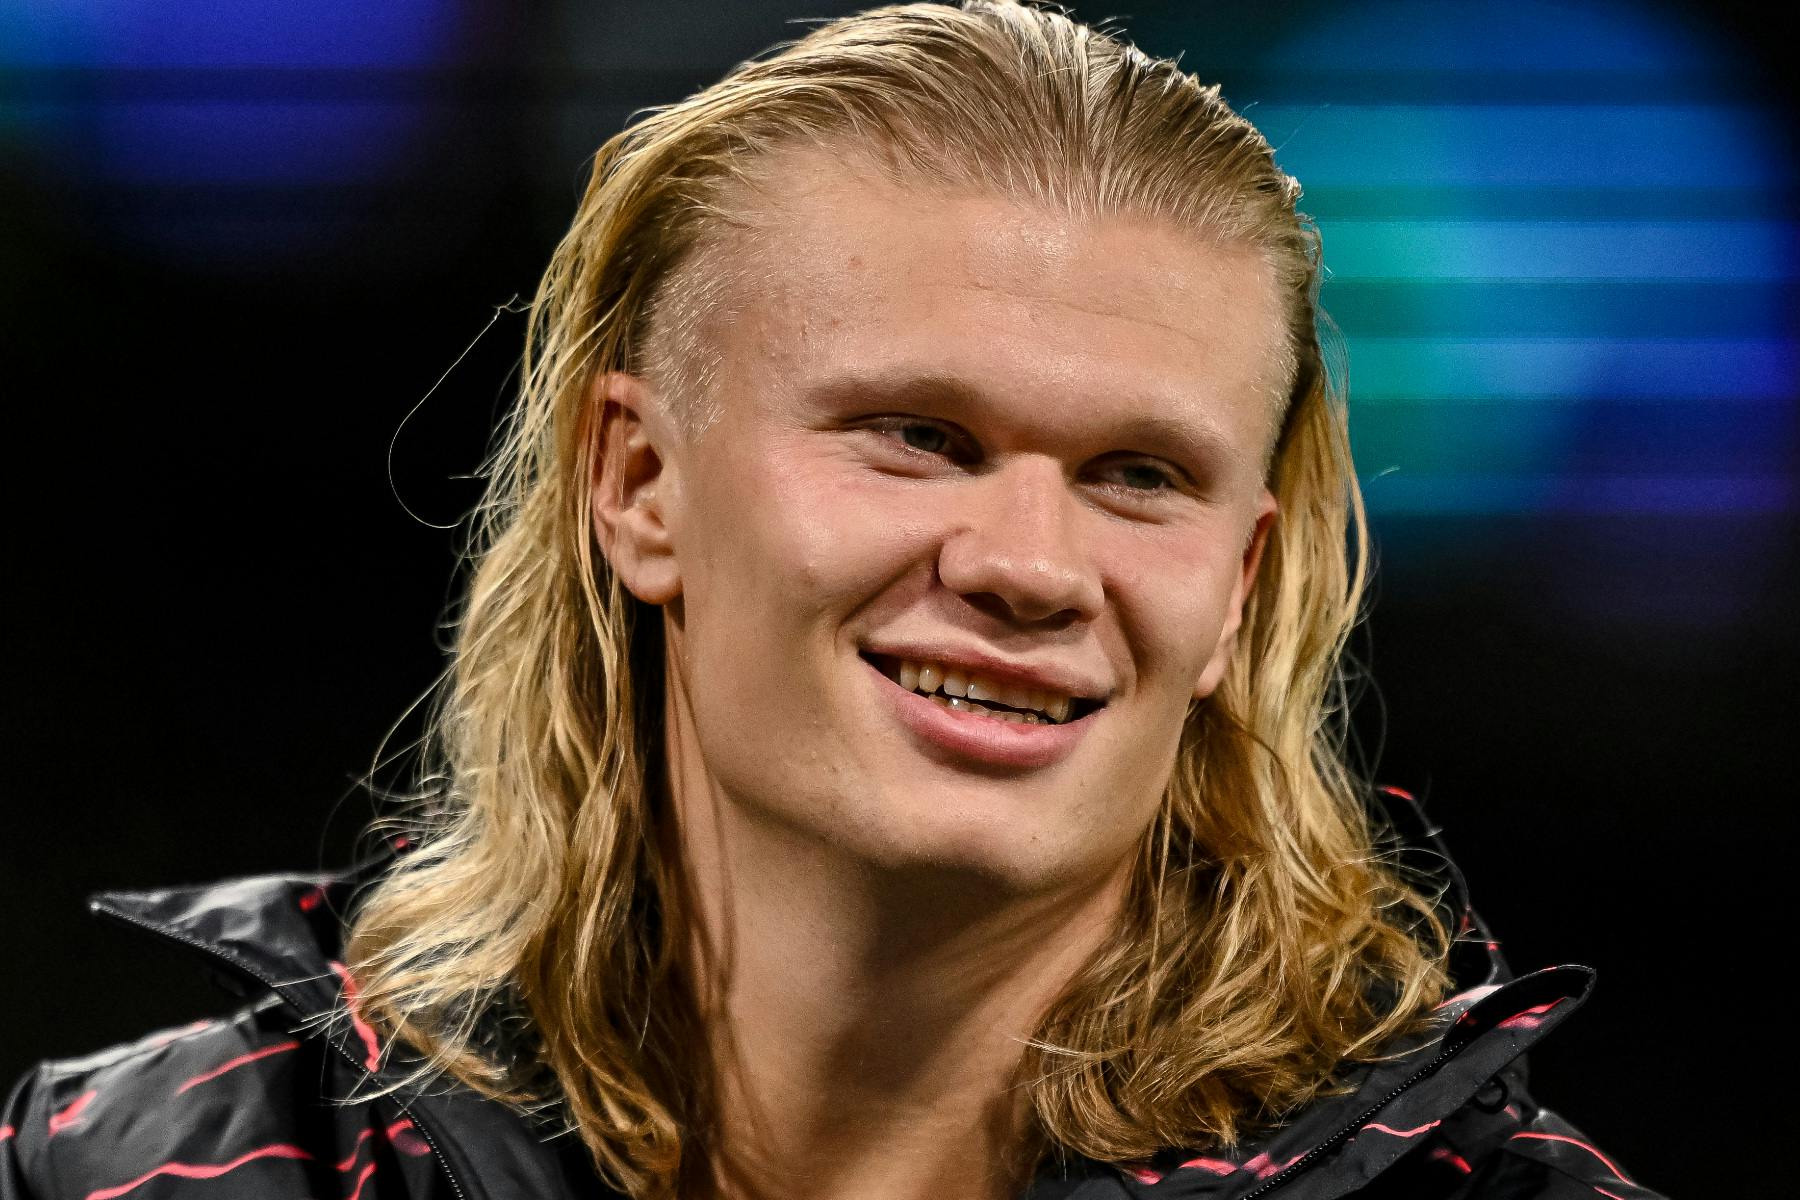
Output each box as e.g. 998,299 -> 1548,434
590,370 -> 683,605
1194,488 -> 1278,701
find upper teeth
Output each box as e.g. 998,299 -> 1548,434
894,659 -> 1074,724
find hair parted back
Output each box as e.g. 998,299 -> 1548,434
344,2 -> 1451,1195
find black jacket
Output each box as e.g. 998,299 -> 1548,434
1,789 -> 1665,1199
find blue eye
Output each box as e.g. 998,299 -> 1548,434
1106,461 -> 1178,491
896,422 -> 952,455
864,417 -> 971,461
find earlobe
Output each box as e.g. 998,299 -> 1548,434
590,370 -> 683,605
1193,490 -> 1278,701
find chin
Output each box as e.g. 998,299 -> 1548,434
841,792 -> 1135,896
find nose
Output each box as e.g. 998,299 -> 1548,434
936,456 -> 1103,627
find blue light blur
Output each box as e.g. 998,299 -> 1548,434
1250,0 -> 1797,529
3,0 -> 1793,547
1,0 -> 467,256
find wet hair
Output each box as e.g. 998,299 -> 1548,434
343,3 -> 1450,1195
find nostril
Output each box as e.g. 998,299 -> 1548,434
958,590 -> 1085,631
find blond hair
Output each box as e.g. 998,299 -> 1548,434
344,3 -> 1450,1194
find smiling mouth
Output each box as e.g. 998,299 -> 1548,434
862,653 -> 1105,726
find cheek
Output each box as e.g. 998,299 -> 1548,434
1108,524 -> 1247,679
687,449 -> 922,633
781,480 -> 903,606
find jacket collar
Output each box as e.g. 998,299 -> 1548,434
1097,965 -> 1594,1199
89,791 -> 1593,1200
88,853 -> 586,1200
1085,785 -> 1596,1198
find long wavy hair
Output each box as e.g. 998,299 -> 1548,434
344,2 -> 1451,1195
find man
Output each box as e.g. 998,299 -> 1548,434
2,3 -> 1660,1198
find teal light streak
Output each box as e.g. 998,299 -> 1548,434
1318,221 -> 1797,281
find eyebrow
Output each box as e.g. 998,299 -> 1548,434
804,370 -> 987,415
801,369 -> 1251,473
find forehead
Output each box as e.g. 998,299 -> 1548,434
714,151 -> 1287,451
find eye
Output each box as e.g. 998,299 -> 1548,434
862,416 -> 975,463
1093,458 -> 1184,494
895,421 -> 952,455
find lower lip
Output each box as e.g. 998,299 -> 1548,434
863,657 -> 1095,771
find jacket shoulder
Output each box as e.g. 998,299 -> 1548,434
1,1001 -> 439,1198
1352,1065 -> 1668,1199
1444,1099 -> 1666,1199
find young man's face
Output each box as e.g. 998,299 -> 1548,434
608,153 -> 1283,895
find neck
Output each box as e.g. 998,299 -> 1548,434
663,737 -> 1129,1200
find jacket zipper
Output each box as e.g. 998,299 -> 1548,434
1236,1043 -> 1462,1199
90,901 -> 474,1200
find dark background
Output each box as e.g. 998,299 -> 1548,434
4,2 -> 1793,1195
